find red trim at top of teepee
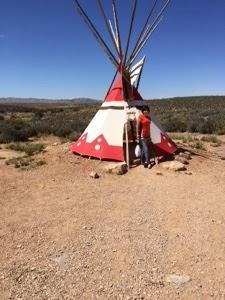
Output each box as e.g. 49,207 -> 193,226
104,75 -> 143,102
104,76 -> 123,102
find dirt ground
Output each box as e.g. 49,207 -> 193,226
0,136 -> 225,300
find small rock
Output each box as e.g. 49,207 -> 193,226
166,274 -> 191,285
103,162 -> 128,175
156,171 -> 163,175
83,225 -> 93,230
185,171 -> 192,175
52,142 -> 58,146
179,152 -> 191,160
53,254 -> 66,266
160,161 -> 187,172
89,171 -> 100,179
175,156 -> 189,165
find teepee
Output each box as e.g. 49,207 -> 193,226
71,0 -> 177,162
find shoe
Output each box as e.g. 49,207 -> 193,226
144,162 -> 148,168
148,161 -> 156,169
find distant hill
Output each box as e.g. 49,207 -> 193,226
0,95 -> 225,104
0,97 -> 100,104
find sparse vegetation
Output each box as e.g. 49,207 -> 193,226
201,135 -> 223,147
169,133 -> 199,145
0,96 -> 224,143
36,160 -> 47,166
3,142 -> 46,169
6,143 -> 45,156
5,156 -> 46,169
147,96 -> 225,135
169,133 -> 224,151
191,141 -> 206,150
5,157 -> 34,168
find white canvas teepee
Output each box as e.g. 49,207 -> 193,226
71,0 -> 177,161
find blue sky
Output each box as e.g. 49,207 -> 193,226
0,0 -> 225,99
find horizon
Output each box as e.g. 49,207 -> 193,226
0,0 -> 225,99
1,95 -> 225,102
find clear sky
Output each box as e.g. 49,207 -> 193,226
0,0 -> 225,99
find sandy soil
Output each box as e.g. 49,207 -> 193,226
0,136 -> 225,300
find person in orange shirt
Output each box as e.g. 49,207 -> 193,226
137,106 -> 152,168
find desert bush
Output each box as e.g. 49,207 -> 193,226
5,157 -> 45,169
36,160 -> 47,166
198,119 -> 217,134
5,157 -> 33,168
6,143 -> 45,156
187,117 -> 202,133
0,118 -> 37,143
201,135 -> 222,144
210,143 -> 221,147
161,117 -> 187,132
182,135 -> 196,144
168,133 -> 184,140
191,141 -> 206,150
66,131 -> 82,141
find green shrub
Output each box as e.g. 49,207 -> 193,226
5,157 -> 33,168
201,135 -> 222,144
5,157 -> 46,169
198,119 -> 217,134
187,118 -> 202,132
168,133 -> 184,140
191,141 -> 206,150
210,143 -> 222,147
6,143 -> 45,156
0,118 -> 37,143
36,160 -> 47,166
182,135 -> 195,144
161,117 -> 187,132
201,135 -> 223,147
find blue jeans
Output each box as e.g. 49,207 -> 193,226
140,138 -> 150,164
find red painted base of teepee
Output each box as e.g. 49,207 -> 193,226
154,133 -> 177,157
71,133 -> 124,161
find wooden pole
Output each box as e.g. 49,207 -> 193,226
124,0 -> 138,64
73,0 -> 119,68
111,0 -> 123,57
126,0 -> 158,66
96,0 -> 121,57
125,121 -> 130,169
127,0 -> 171,67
